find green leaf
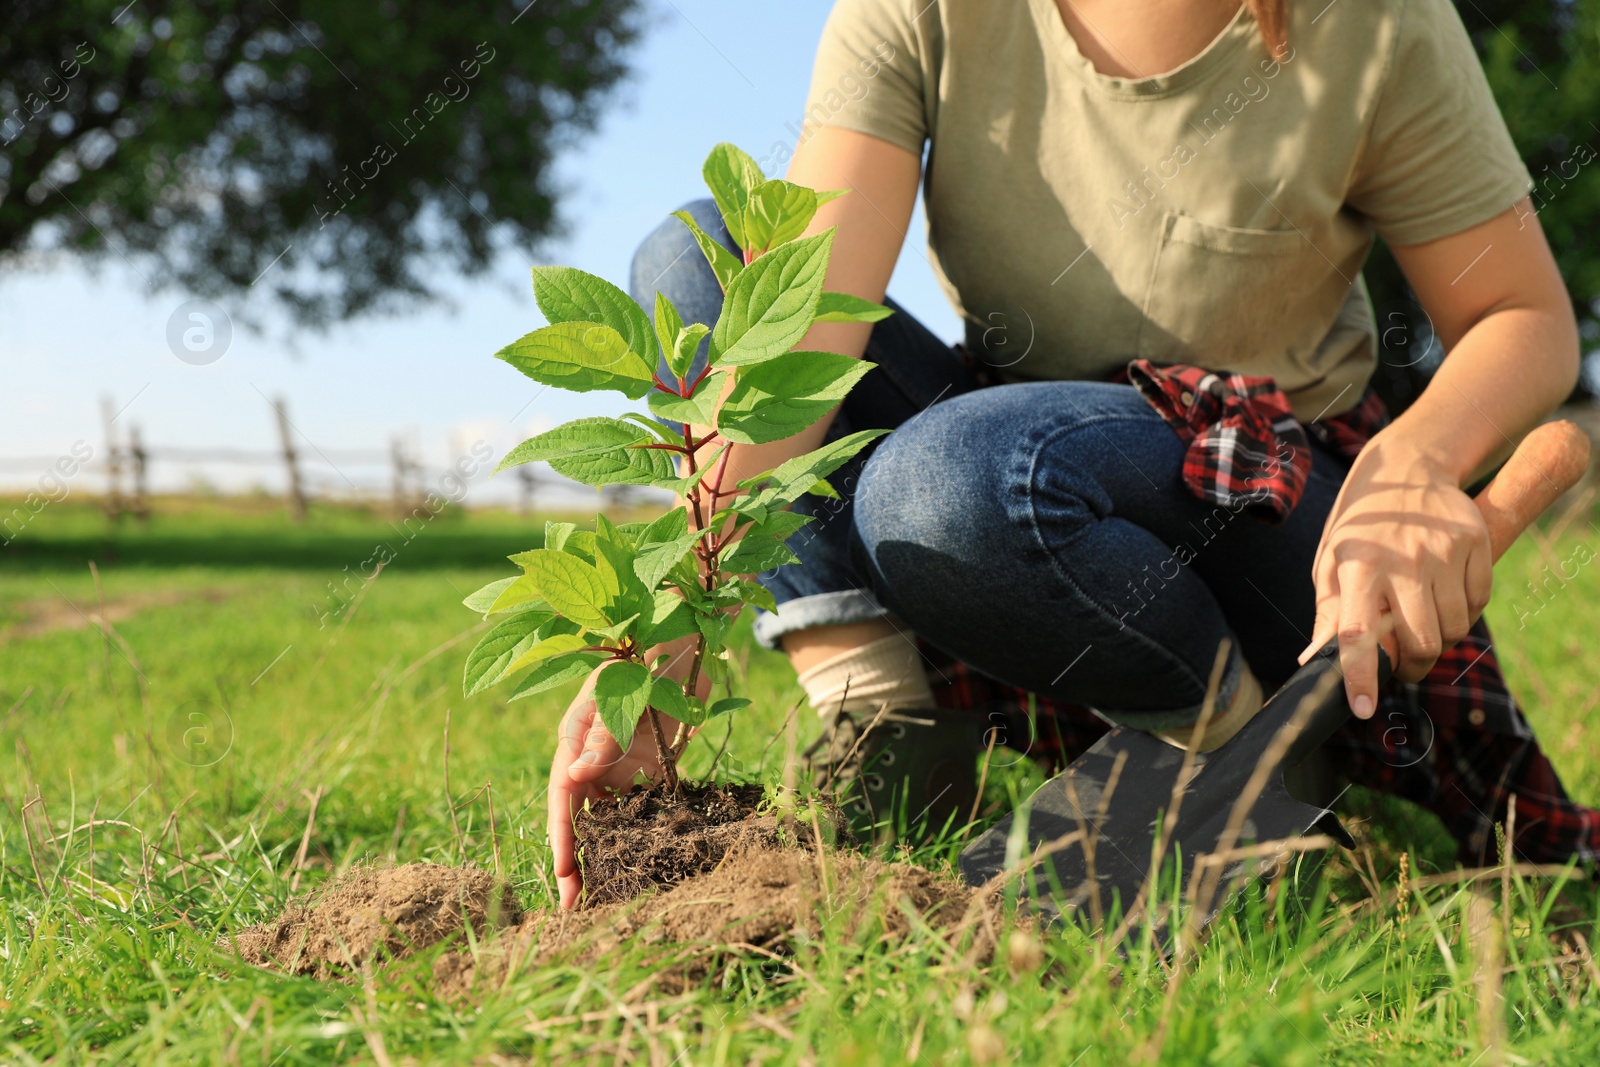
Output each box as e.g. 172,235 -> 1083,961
674,694 -> 709,728
706,697 -> 753,719
531,265 -> 658,365
591,523 -> 652,624
702,143 -> 765,251
672,210 -> 743,293
544,521 -> 577,552
651,290 -> 682,374
696,611 -> 734,653
496,417 -> 677,486
717,351 -> 874,445
617,411 -> 678,444
593,660 -> 652,752
731,578 -> 778,614
588,614 -> 640,644
815,188 -> 849,209
633,529 -> 702,590
809,477 -> 840,500
741,179 -> 817,254
739,428 -> 889,510
495,322 -> 655,400
487,575 -> 544,615
649,675 -> 692,723
594,512 -> 637,552
507,653 -> 603,701
815,291 -> 894,324
719,534 -> 800,575
638,590 -> 698,647
463,609 -> 557,696
736,509 -> 813,541
462,576 -> 518,615
638,508 -> 688,545
519,550 -> 612,630
504,631 -> 591,674
648,385 -> 719,429
709,231 -> 833,368
670,322 -> 711,381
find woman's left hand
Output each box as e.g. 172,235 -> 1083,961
1297,442 -> 1493,718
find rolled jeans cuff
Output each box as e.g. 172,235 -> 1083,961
751,589 -> 894,651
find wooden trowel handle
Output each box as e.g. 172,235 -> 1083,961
1284,421 -> 1588,767
1371,420 -> 1590,671
1476,420 -> 1590,562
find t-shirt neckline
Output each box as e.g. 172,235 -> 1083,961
1027,0 -> 1258,99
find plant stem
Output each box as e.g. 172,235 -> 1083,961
645,706 -> 678,793
706,443 -> 735,507
682,424 -> 705,533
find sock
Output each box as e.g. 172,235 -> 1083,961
1158,661 -> 1264,752
795,633 -> 936,719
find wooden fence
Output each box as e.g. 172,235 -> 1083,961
0,394 -> 652,522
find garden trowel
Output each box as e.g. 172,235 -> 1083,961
958,420 -> 1591,933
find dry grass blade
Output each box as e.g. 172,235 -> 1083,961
1179,668 -> 1343,958
1107,642 -> 1230,947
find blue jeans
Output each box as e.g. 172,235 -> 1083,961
630,200 -> 1352,729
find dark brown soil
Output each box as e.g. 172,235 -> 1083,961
571,781 -> 842,907
431,843 -> 1000,998
222,863 -> 520,979
223,786 -> 1005,996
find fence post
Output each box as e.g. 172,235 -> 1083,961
272,396 -> 308,522
390,436 -> 411,519
100,395 -> 125,521
517,465 -> 535,516
129,424 -> 150,521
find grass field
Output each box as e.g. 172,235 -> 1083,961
2,495 -> 1599,1065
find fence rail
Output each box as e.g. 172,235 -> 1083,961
2,393 -> 659,522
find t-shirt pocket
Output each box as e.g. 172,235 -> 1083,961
1137,212 -> 1327,375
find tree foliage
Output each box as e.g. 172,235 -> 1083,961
0,0 -> 639,325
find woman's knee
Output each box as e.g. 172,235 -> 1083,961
627,198 -> 731,310
853,402 -> 997,569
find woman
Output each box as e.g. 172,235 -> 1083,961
547,0 -> 1584,909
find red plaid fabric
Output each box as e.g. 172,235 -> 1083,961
1125,361 -> 1312,522
925,362 -> 1598,868
1122,359 -> 1392,520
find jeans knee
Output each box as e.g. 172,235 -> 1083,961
628,198 -> 732,309
854,409 -> 974,561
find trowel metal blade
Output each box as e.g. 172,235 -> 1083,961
959,653 -> 1354,931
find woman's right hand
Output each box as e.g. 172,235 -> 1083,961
547,665 -> 671,910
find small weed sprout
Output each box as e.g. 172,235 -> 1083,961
462,143 -> 892,790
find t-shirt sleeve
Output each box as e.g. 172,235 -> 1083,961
802,0 -> 931,155
1345,0 -> 1532,246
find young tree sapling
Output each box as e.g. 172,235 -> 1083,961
462,142 -> 892,793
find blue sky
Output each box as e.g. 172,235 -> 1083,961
0,1 -> 959,503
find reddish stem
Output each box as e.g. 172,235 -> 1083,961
645,706 -> 679,792
705,443 -> 735,506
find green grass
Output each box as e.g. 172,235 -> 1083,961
2,497 -> 1599,1065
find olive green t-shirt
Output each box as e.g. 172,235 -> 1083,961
804,0 -> 1532,420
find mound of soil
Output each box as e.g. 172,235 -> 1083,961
223,863 -> 520,979
223,784 -> 1004,994
571,782 -> 839,907
432,843 -> 999,998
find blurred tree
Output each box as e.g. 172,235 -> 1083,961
0,0 -> 639,326
1366,0 -> 1600,411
